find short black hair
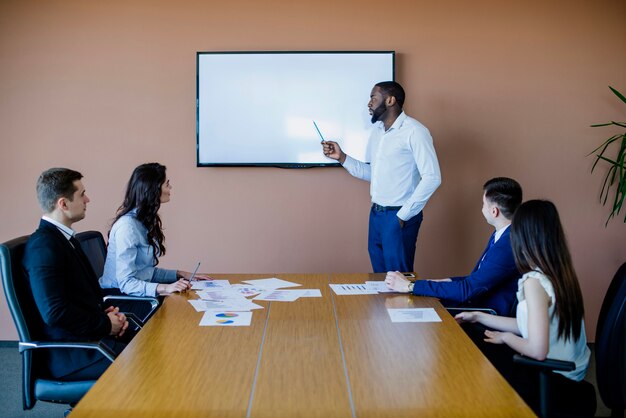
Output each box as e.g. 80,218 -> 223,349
36,168 -> 83,213
483,177 -> 523,220
375,81 -> 405,108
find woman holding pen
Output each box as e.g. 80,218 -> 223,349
454,200 -> 596,416
100,163 -> 211,300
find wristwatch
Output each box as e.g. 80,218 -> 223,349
407,282 -> 414,293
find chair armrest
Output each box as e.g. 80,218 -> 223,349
124,312 -> 143,329
103,294 -> 160,325
513,354 -> 575,372
19,341 -> 116,362
103,295 -> 159,310
445,307 -> 497,316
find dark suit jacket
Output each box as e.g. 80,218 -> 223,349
411,228 -> 520,316
22,219 -> 112,379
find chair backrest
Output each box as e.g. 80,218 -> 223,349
74,230 -> 107,277
594,261 -> 626,412
1,235 -> 43,409
0,235 -> 44,344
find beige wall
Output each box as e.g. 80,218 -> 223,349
1,0 -> 624,341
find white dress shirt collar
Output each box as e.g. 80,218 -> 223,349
377,111 -> 407,133
42,215 -> 75,241
493,224 -> 510,243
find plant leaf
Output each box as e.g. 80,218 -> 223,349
607,139 -> 626,220
600,166 -> 615,204
609,86 -> 626,105
591,121 -> 626,128
596,154 -> 620,165
588,134 -> 619,157
593,87 -> 626,225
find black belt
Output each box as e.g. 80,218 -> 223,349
372,203 -> 402,212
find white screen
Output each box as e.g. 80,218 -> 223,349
197,52 -> 394,167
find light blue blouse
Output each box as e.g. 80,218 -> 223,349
100,210 -> 177,296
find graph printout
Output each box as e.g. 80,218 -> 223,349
199,311 -> 253,326
387,308 -> 442,323
329,284 -> 378,295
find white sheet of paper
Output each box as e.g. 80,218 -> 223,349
195,289 -> 251,305
191,279 -> 231,290
242,278 -> 301,289
300,289 -> 322,297
365,281 -> 395,293
189,299 -> 236,312
329,284 -> 378,295
188,299 -> 263,312
229,284 -> 266,297
199,311 -> 253,326
387,308 -> 442,323
253,289 -> 307,302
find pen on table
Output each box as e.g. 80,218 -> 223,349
313,120 -> 325,143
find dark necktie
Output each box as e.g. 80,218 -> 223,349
477,233 -> 496,270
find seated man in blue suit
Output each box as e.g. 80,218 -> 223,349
23,168 -> 129,381
385,177 -> 522,316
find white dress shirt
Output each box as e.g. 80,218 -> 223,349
341,112 -> 441,221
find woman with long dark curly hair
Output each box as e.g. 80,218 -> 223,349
100,163 -> 210,297
455,200 -> 596,416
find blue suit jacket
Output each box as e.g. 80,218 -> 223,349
411,228 -> 520,316
23,219 -> 112,379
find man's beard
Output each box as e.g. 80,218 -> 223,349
370,102 -> 386,123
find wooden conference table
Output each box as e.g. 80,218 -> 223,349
71,273 -> 535,417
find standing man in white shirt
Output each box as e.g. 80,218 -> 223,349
322,81 -> 441,273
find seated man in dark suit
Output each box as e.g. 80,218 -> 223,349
385,177 -> 522,316
23,167 -> 129,381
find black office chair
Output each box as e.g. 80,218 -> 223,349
75,230 -> 159,324
594,261 -> 626,417
446,307 -> 497,316
0,235 -> 116,412
515,262 -> 626,418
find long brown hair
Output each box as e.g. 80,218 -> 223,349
111,163 -> 167,265
510,200 -> 585,342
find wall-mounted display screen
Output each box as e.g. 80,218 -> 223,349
197,51 -> 395,167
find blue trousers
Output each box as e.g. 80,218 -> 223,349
368,206 -> 423,273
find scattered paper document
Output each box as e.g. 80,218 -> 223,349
196,289 -> 245,302
253,289 -> 308,302
365,281 -> 395,293
329,284 -> 379,295
189,299 -> 234,312
243,278 -> 301,289
188,299 -> 263,312
195,288 -> 266,310
230,284 -> 266,297
191,279 -> 230,290
300,289 -> 322,297
387,308 -> 442,323
189,299 -> 236,312
199,311 -> 252,326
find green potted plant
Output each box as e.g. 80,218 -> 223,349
590,86 -> 626,225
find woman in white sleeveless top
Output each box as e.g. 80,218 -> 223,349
455,200 -> 596,416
